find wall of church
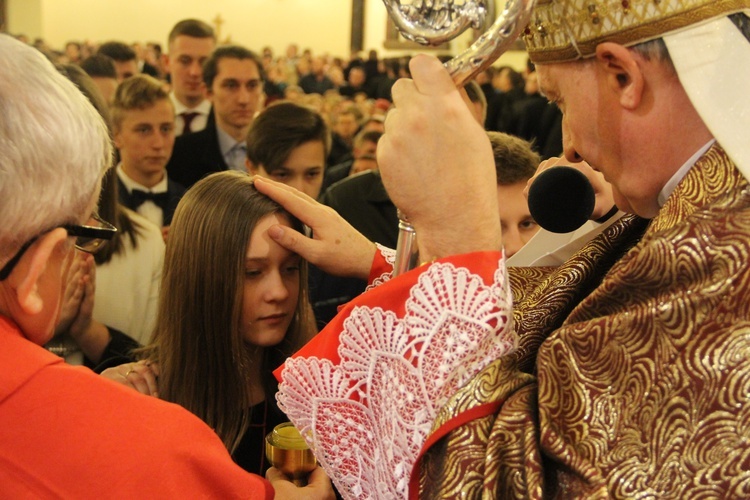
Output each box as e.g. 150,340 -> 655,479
7,0 -> 354,56
6,0 -> 42,40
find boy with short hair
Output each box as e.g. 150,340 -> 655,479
112,74 -> 185,235
246,101 -> 330,200
488,131 -> 541,258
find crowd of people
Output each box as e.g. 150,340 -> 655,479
3,1 -> 748,497
0,18 -> 557,494
14,28 -> 558,157
9,18 -> 551,341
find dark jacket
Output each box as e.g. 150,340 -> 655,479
166,118 -> 229,189
311,171 -> 399,328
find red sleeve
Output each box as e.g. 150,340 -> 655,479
367,245 -> 394,284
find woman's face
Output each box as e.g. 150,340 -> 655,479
240,213 -> 301,347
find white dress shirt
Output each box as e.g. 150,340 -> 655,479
93,209 -> 165,345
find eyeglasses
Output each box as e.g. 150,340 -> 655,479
64,214 -> 118,253
0,214 -> 117,281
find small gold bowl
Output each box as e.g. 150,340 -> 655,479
265,422 -> 317,485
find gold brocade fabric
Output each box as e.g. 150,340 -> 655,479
418,145 -> 750,498
523,0 -> 750,63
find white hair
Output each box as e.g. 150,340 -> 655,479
0,35 -> 112,266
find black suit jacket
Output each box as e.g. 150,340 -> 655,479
320,170 -> 398,247
321,160 -> 352,194
141,62 -> 160,78
117,176 -> 186,226
166,119 -> 229,189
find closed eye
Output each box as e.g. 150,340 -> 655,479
283,256 -> 302,274
245,269 -> 262,278
284,265 -> 301,274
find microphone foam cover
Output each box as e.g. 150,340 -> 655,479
527,166 -> 595,234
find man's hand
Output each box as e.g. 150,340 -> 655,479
66,255 -> 111,364
377,54 -> 501,261
253,177 -> 376,280
267,466 -> 335,500
101,360 -> 160,397
55,252 -> 86,336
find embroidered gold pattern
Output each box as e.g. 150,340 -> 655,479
522,0 -> 750,63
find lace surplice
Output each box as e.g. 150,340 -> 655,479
276,247 -> 515,499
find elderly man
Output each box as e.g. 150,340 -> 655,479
254,1 -> 750,497
0,34 -> 332,498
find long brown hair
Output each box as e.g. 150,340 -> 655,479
141,171 -> 314,452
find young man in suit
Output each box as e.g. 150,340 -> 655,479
166,45 -> 265,188
164,19 -> 216,136
113,74 -> 185,235
79,53 -> 118,106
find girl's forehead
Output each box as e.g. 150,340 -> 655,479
245,213 -> 295,259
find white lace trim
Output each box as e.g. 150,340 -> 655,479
364,244 -> 396,292
278,257 -> 514,499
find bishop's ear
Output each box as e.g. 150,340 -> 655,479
595,42 -> 645,110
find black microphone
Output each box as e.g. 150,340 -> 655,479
527,166 -> 595,233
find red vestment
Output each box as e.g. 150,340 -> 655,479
0,316 -> 272,498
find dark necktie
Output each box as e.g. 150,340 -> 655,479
181,111 -> 199,134
130,189 -> 170,212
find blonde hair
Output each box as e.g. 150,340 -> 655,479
142,171 -> 314,452
111,74 -> 172,132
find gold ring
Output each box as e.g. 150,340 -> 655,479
124,367 -> 136,378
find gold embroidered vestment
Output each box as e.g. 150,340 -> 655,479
418,145 -> 750,498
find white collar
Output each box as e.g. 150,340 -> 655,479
658,139 -> 715,207
169,92 -> 212,116
116,163 -> 168,193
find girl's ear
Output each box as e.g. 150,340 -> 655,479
595,42 -> 645,111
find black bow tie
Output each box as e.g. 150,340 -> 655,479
130,189 -> 170,211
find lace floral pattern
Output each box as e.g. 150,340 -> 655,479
365,244 -> 397,292
277,258 -> 515,499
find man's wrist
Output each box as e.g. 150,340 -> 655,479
415,221 -> 502,262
